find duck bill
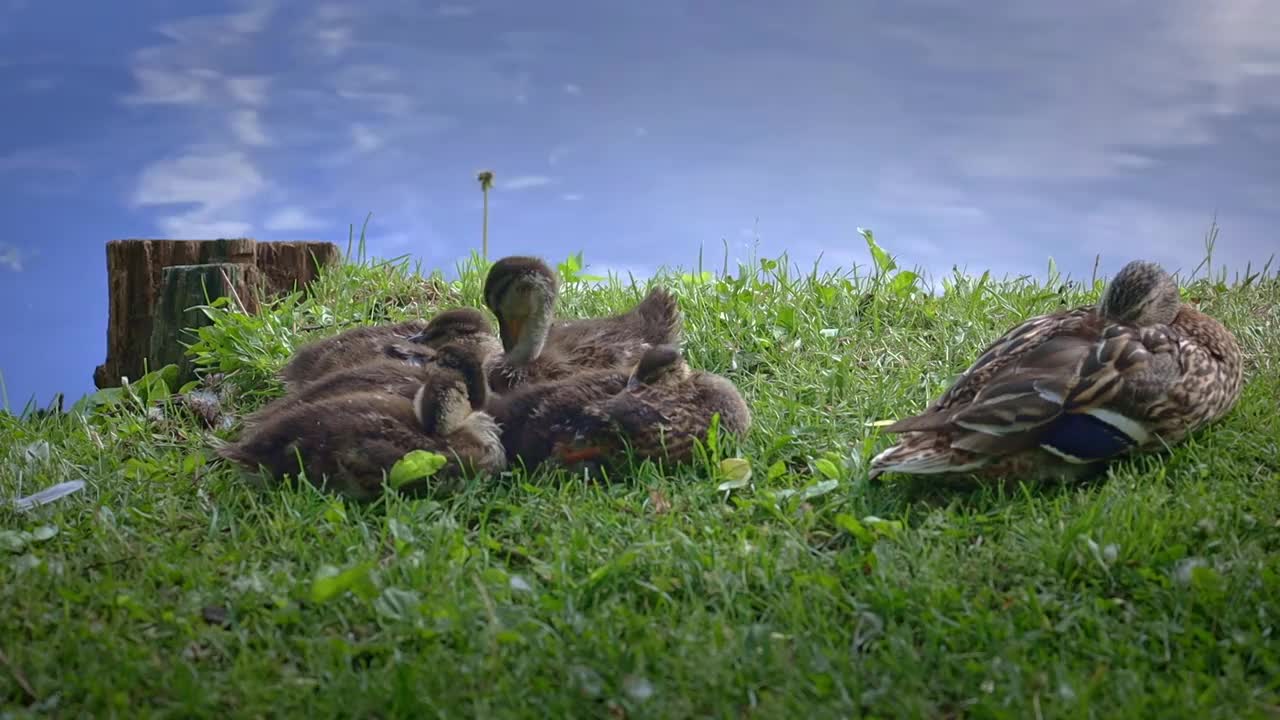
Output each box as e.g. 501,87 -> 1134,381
406,330 -> 430,344
498,315 -> 524,353
626,374 -> 642,392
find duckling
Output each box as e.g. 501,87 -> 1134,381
555,344 -> 753,472
280,308 -> 499,390
218,342 -> 504,501
484,367 -> 633,471
434,255 -> 682,393
868,259 -> 1245,485
243,341 -> 491,428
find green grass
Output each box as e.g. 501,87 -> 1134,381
3,234 -> 1279,719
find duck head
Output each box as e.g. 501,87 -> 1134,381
483,256 -> 559,364
412,342 -> 491,435
625,344 -> 690,391
1098,260 -> 1181,326
406,307 -> 498,349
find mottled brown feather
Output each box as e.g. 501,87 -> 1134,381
870,259 -> 1244,484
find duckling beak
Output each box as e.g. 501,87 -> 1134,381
558,445 -> 605,464
626,374 -> 642,392
406,329 -> 430,345
498,315 -> 524,353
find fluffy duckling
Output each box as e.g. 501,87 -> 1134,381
556,344 -> 753,471
868,259 -> 1244,484
484,367 -> 633,472
243,342 -> 487,428
280,308 -> 499,390
218,343 -> 504,501
446,255 -> 682,393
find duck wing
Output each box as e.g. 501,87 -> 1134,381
547,286 -> 683,367
887,322 -> 1181,465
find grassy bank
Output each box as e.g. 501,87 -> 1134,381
3,239 -> 1279,718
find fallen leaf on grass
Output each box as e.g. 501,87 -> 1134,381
716,457 -> 753,491
12,480 -> 85,512
388,450 -> 447,490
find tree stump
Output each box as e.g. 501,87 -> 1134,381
255,241 -> 343,295
148,263 -> 261,387
94,239 -> 341,389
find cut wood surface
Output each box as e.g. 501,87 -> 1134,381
93,239 -> 340,389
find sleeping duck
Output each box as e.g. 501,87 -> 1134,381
414,256 -> 682,394
541,344 -> 753,473
280,307 -> 499,390
868,259 -> 1244,484
485,367 -> 633,472
244,338 -> 495,428
218,342 -> 505,501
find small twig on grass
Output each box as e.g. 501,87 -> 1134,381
298,319 -> 360,333
81,557 -> 131,573
0,647 -> 37,704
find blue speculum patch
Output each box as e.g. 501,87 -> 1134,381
1040,412 -> 1137,462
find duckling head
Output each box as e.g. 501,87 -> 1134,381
430,342 -> 490,410
412,342 -> 490,435
406,307 -> 497,349
1098,260 -> 1180,326
626,343 -> 691,391
483,256 -> 559,364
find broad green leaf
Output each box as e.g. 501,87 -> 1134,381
181,453 -> 205,476
720,458 -> 752,484
862,515 -> 904,538
323,500 -> 348,525
888,271 -> 920,297
859,227 -> 897,274
389,450 -> 448,489
717,476 -> 751,492
814,458 -> 841,480
310,562 -> 376,603
766,460 -> 787,482
835,514 -> 875,544
481,567 -> 509,585
802,479 -> 840,500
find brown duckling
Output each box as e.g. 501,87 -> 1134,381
562,344 -> 753,471
218,343 -> 504,501
484,367 -> 633,472
439,255 -> 682,393
243,341 -> 492,428
280,308 -> 499,390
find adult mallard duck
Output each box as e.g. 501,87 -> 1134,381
218,342 -> 505,501
280,308 -> 499,390
429,255 -> 682,394
543,344 -> 753,473
868,260 -> 1244,484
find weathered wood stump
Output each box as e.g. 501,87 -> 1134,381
94,238 -> 342,389
148,263 -> 261,386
